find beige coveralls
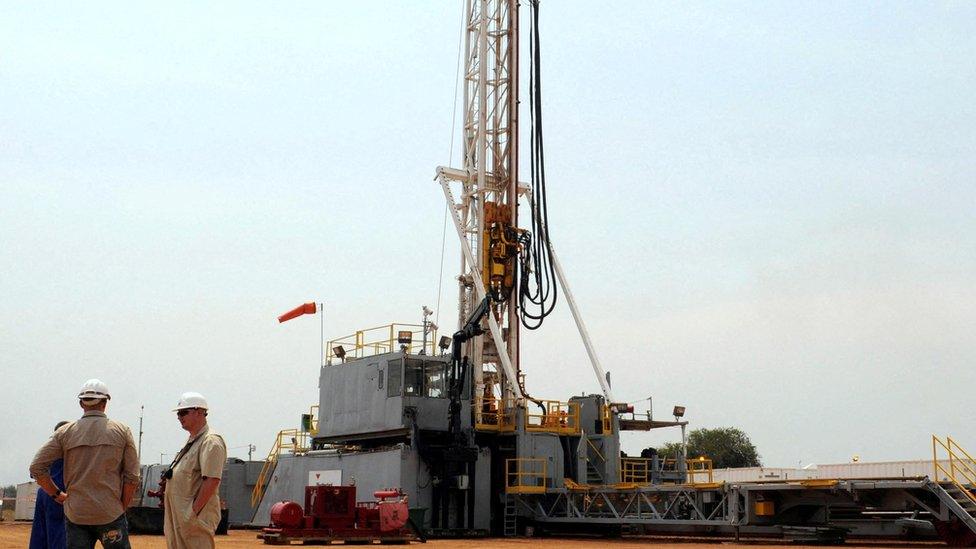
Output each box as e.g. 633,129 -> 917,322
163,425 -> 227,549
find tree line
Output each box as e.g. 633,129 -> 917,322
657,426 -> 761,469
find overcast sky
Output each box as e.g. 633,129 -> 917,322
2,1 -> 974,486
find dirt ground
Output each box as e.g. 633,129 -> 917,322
0,522 -> 941,549
0,522 -> 946,548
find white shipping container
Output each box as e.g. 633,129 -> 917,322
711,467 -> 818,483
817,459 -> 950,480
711,459 -> 955,484
15,482 -> 37,521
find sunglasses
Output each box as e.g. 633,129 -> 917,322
177,408 -> 199,417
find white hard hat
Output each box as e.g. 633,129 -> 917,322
172,392 -> 209,411
78,379 -> 111,400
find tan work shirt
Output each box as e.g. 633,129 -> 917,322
163,425 -> 227,549
29,410 -> 140,525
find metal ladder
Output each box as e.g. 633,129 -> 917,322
503,495 -> 518,537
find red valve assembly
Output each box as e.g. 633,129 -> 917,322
259,485 -> 418,545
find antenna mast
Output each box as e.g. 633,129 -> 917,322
137,404 -> 144,462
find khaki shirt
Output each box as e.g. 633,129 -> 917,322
163,425 -> 226,549
29,410 -> 140,525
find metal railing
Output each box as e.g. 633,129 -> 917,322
506,458 -> 547,494
250,408 -> 319,508
301,405 -> 319,435
933,435 -> 976,506
620,457 -> 652,484
609,455 -> 716,486
601,404 -> 613,434
686,456 -> 714,485
326,323 -> 440,364
473,397 -> 517,432
525,400 -> 580,435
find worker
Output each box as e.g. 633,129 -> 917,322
481,384 -> 498,424
29,421 -> 70,549
29,379 -> 141,549
163,392 -> 227,549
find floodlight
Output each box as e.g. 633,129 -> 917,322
398,331 -> 413,345
672,405 -> 685,418
438,336 -> 452,350
423,306 -> 433,316
333,345 -> 346,359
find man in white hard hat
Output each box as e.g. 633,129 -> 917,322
162,392 -> 226,549
30,379 -> 140,549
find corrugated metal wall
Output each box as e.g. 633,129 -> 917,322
711,460 -> 951,482
711,467 -> 817,482
817,460 -> 948,479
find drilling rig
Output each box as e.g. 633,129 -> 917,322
251,2 -> 976,544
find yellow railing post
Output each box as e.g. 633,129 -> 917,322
686,457 -> 714,485
505,458 -> 547,494
326,323 -> 433,364
932,435 -> 976,506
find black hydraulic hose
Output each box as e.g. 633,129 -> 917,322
519,0 -> 559,330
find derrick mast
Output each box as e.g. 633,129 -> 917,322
438,0 -> 523,407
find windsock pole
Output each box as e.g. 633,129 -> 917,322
278,301 -> 323,366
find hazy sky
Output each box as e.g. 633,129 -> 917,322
2,1 -> 974,486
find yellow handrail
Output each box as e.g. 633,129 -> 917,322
251,408 -> 319,508
525,400 -> 580,435
932,435 -> 976,507
949,436 -> 976,473
585,436 -> 606,463
473,397 -> 517,432
620,458 -> 652,484
505,458 -> 547,494
686,456 -> 714,485
326,323 -> 439,363
250,431 -> 283,508
601,404 -> 613,434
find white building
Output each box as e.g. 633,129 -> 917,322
711,459 -> 950,483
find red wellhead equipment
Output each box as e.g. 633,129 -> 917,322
259,485 -> 417,545
269,501 -> 304,529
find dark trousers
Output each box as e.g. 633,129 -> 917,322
65,514 -> 130,549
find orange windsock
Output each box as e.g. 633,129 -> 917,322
278,302 -> 317,323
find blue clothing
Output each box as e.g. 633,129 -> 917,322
30,459 -> 66,549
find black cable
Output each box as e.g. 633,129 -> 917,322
519,0 -> 558,330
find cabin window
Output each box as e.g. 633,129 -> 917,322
387,359 -> 402,397
404,358 -> 424,396
425,361 -> 446,398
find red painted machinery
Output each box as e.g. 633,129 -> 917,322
259,485 -> 418,545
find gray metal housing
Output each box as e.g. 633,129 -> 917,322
317,351 -> 466,443
136,459 -> 264,527
252,444 -> 490,529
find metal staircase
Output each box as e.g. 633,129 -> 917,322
937,481 -> 976,522
578,433 -> 606,484
250,407 -> 318,509
929,436 -> 976,545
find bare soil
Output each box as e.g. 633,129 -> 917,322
0,522 -> 945,548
